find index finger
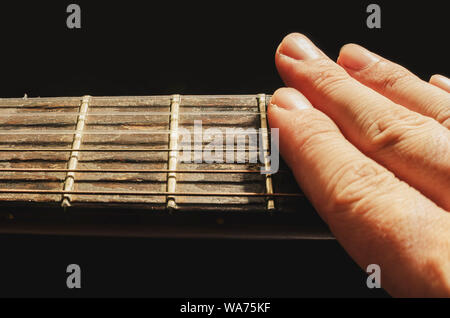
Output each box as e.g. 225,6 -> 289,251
269,87 -> 450,297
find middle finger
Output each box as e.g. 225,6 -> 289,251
275,33 -> 450,210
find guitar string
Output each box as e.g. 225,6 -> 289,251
0,148 -> 261,152
0,130 -> 272,135
0,168 -> 279,174
0,188 -> 303,197
0,95 -> 300,200
0,111 -> 263,116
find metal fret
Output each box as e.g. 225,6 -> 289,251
61,96 -> 90,208
166,95 -> 180,210
258,94 -> 275,211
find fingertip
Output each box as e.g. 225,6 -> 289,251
278,32 -> 310,49
270,87 -> 313,112
429,74 -> 450,93
429,74 -> 439,82
337,43 -> 379,71
277,33 -> 322,61
337,43 -> 358,65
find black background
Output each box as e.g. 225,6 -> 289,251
0,0 -> 447,297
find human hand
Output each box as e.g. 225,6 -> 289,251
268,33 -> 450,297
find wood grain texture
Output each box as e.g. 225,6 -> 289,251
0,95 -> 306,212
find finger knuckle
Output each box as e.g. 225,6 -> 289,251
374,62 -> 414,92
292,115 -> 340,154
328,160 -> 395,212
302,59 -> 350,95
441,118 -> 450,130
434,104 -> 450,129
363,109 -> 435,154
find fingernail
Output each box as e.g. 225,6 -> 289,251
271,88 -> 312,111
430,74 -> 450,92
338,44 -> 379,71
278,33 -> 321,60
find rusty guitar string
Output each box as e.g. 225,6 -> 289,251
0,148 -> 262,152
0,168 -> 281,174
0,188 -> 303,197
0,130 -> 272,135
0,111 -> 264,116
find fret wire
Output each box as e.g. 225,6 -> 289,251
61,95 -> 90,207
0,188 -> 303,197
166,95 -> 181,210
258,94 -> 275,211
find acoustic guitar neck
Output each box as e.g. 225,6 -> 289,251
0,94 -> 332,239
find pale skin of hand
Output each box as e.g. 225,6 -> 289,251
268,33 -> 450,297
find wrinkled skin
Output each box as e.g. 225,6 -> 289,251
269,33 -> 450,297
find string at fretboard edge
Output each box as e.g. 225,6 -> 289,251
0,94 -> 305,212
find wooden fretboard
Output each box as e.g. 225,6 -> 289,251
0,94 -> 332,239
